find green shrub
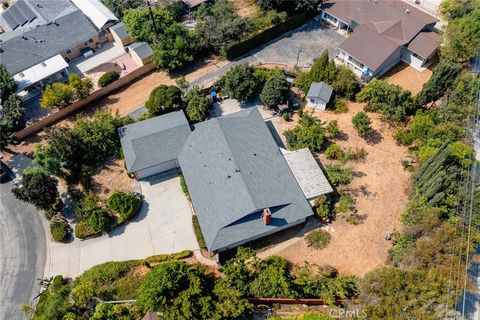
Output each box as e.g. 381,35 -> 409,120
179,173 -> 189,197
315,195 -> 330,219
88,208 -> 112,232
50,219 -> 69,242
324,143 -> 343,160
75,221 -> 100,239
332,98 -> 348,113
192,215 -> 206,249
325,164 -> 353,186
345,213 -> 365,225
326,120 -> 341,138
144,250 -> 192,264
352,112 -> 372,137
98,70 -> 120,87
305,230 -> 331,249
336,194 -> 355,213
107,192 -> 142,222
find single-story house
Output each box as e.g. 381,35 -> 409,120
119,110 -> 191,180
0,0 -> 122,99
320,0 -> 440,78
119,108 -> 333,253
306,81 -> 333,110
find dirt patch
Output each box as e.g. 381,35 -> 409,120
230,0 -> 258,17
382,62 -> 434,95
259,102 -> 411,276
91,157 -> 134,200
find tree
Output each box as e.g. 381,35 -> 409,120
152,24 -> 196,71
250,256 -> 297,298
0,95 -> 24,149
87,208 -> 112,232
68,74 -> 93,99
123,7 -> 175,43
40,82 -> 74,109
440,0 -> 480,19
352,112 -> 372,137
356,79 -> 414,122
220,64 -> 259,102
185,87 -> 210,123
12,171 -> 61,211
441,9 -> 480,61
145,85 -> 183,116
260,72 -> 289,107
0,64 -> 16,102
284,111 -> 325,152
195,0 -> 252,53
257,0 -> 316,15
296,51 -> 340,95
100,0 -> 144,18
332,65 -> 360,100
417,59 -> 462,106
136,261 -> 215,319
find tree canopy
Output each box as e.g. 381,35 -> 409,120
0,64 -> 16,102
260,72 -> 289,107
257,0 -> 317,15
12,170 -> 61,211
219,63 -> 259,102
145,85 -> 183,116
40,74 -> 93,109
417,59 -> 462,106
0,94 -> 24,149
441,8 -> 480,61
351,111 -> 372,137
185,87 -> 210,123
284,111 -> 326,152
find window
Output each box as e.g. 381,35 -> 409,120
310,98 -> 315,103
348,55 -> 364,69
410,51 -> 424,61
324,13 -> 338,24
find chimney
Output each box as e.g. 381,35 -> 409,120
262,208 -> 272,225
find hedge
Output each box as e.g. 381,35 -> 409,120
107,192 -> 142,222
98,70 -> 120,87
192,215 -> 206,249
75,220 -> 102,239
222,12 -> 308,60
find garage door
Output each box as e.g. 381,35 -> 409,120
135,160 -> 178,180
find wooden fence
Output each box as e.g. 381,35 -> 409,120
247,298 -> 348,306
15,62 -> 156,140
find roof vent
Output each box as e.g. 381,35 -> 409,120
53,20 -> 59,26
262,208 -> 272,225
21,35 -> 27,40
405,8 -> 410,14
41,62 -> 47,67
36,3 -> 42,8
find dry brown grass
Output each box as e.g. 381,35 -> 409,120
382,61 -> 435,95
229,0 -> 258,17
91,157 -> 134,200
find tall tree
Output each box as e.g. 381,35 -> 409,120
260,72 -> 289,108
12,170 -> 61,211
145,85 -> 183,116
0,64 -> 16,102
0,95 -> 24,149
220,64 -> 259,102
417,59 -> 462,106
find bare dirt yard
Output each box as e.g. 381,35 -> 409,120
258,102 -> 412,276
229,0 -> 258,17
382,62 -> 434,95
91,157 -> 134,200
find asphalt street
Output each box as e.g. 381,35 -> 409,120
0,179 -> 46,320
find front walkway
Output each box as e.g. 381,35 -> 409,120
44,173 -> 199,278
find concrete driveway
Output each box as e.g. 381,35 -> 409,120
45,173 -> 199,278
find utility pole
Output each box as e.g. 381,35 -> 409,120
146,0 -> 159,41
295,47 -> 303,68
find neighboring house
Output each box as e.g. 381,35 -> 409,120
320,0 -> 441,78
306,81 -> 333,110
119,108 -> 333,253
110,22 -> 132,47
119,110 -> 192,180
0,0 -> 122,99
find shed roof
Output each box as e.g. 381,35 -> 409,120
129,42 -> 153,59
407,30 -> 441,58
70,0 -> 118,30
0,10 -> 98,75
182,0 -> 209,8
110,22 -> 129,40
282,148 -> 334,200
307,82 -> 333,102
178,108 -> 313,252
119,110 -> 191,172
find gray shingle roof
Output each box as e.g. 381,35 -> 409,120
110,22 -> 129,40
0,10 -> 99,75
129,42 -> 153,60
178,108 -> 313,252
307,82 -> 333,102
119,110 -> 191,172
282,148 -> 334,200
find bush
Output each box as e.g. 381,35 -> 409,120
260,72 -> 289,108
145,85 -> 182,117
305,230 -> 331,249
179,173 -> 189,197
336,193 -> 355,213
75,221 -> 100,239
107,192 -> 142,222
417,59 -> 462,106
50,219 -> 69,242
324,143 -> 343,160
98,70 -> 120,87
88,208 -> 112,232
326,120 -> 341,138
219,64 -> 259,102
325,164 -> 353,186
192,215 -> 206,249
284,112 -> 325,152
352,112 -> 372,137
315,195 -> 330,219
185,87 -> 210,123
332,98 -> 348,113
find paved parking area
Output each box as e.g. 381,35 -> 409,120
45,173 -> 199,278
252,21 -> 346,68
